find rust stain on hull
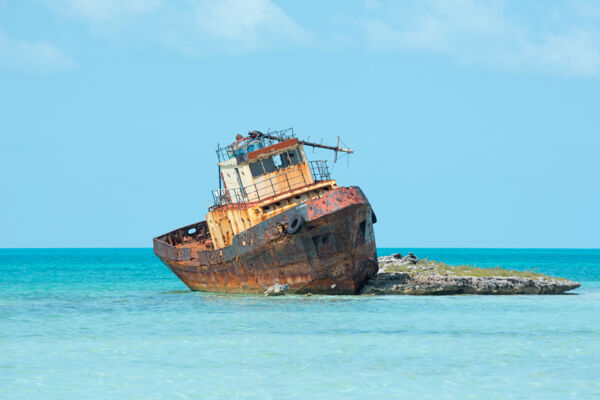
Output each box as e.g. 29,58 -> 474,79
154,186 -> 378,294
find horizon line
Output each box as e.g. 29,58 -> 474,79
1,247 -> 599,250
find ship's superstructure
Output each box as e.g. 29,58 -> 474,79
208,130 -> 338,249
153,129 -> 378,294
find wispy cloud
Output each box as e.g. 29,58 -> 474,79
0,32 -> 75,72
53,0 -> 161,24
35,0 -> 600,77
356,0 -> 600,77
193,0 -> 311,50
48,0 -> 312,53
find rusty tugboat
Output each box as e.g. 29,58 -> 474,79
153,129 -> 378,294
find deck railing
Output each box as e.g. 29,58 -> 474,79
153,221 -> 210,262
309,160 -> 330,181
215,128 -> 295,162
212,167 -> 309,207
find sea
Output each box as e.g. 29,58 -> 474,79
1,248 -> 599,399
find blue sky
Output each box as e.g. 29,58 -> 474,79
1,0 -> 599,248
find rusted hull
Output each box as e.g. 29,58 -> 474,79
154,186 -> 378,294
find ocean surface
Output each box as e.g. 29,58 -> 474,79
1,248 -> 599,399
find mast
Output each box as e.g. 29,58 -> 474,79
248,131 -> 353,158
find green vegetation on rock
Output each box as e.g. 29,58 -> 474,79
384,259 -> 566,281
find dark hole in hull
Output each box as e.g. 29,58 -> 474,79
358,220 -> 366,239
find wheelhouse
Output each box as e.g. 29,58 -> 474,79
205,129 -> 349,250
213,131 -> 331,207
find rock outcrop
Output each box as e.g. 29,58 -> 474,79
360,254 -> 581,295
264,283 -> 290,296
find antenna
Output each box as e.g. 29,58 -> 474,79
248,130 -> 353,162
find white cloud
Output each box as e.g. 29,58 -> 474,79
194,0 -> 310,49
35,0 -> 600,76
52,0 -> 162,24
520,30 -> 600,77
357,0 -> 600,77
48,0 -> 311,53
0,32 -> 75,72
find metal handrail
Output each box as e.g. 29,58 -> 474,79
309,160 -> 330,181
215,128 -> 296,162
212,167 -> 308,207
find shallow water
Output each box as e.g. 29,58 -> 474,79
1,248 -> 599,399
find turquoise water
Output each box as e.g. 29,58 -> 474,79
1,248 -> 599,399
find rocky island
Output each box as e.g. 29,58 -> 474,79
265,253 -> 580,296
360,253 -> 580,295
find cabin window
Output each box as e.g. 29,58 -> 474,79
262,157 -> 277,174
273,154 -> 284,169
249,157 -> 276,177
279,152 -> 291,168
295,149 -> 303,163
249,161 -> 264,177
283,149 -> 302,166
276,150 -> 302,169
249,149 -> 304,178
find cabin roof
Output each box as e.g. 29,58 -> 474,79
247,138 -> 298,161
218,137 -> 301,167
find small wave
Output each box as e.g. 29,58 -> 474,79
160,290 -> 192,294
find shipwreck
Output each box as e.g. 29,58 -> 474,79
153,129 -> 378,294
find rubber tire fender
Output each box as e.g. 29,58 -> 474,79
287,214 -> 305,235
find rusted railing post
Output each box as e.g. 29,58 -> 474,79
284,172 -> 291,192
270,177 -> 276,197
